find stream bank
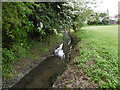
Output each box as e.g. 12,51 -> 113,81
52,33 -> 99,88
10,30 -> 74,88
3,30 -> 87,89
2,34 -> 63,89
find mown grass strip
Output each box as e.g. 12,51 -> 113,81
75,25 -> 118,88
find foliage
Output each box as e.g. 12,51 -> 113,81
75,25 -> 118,88
117,19 -> 120,24
2,48 -> 15,78
2,2 -> 34,48
2,2 -> 35,78
88,12 -> 109,25
2,1 -> 94,79
28,2 -> 64,40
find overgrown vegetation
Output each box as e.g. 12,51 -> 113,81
75,25 -> 118,88
2,1 -> 118,89
2,34 -> 63,79
2,1 -> 93,79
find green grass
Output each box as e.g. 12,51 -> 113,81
75,25 -> 118,88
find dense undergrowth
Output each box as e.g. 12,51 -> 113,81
2,1 -> 94,80
74,25 -> 118,88
2,34 -> 63,79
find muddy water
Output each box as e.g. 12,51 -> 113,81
11,56 -> 68,88
11,29 -> 72,88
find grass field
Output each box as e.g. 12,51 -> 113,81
75,25 -> 118,88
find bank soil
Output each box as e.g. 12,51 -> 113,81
3,37 -> 62,88
52,40 -> 99,88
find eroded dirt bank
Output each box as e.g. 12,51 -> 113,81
52,36 -> 99,88
52,63 -> 98,88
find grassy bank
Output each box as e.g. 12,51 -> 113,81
75,25 -> 118,88
3,34 -> 63,79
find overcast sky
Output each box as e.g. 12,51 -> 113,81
93,0 -> 120,16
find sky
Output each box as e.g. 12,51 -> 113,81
93,0 -> 120,16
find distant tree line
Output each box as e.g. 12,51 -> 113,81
87,12 -> 109,25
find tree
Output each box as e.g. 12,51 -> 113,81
88,12 -> 109,25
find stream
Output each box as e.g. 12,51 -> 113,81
11,29 -> 73,88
